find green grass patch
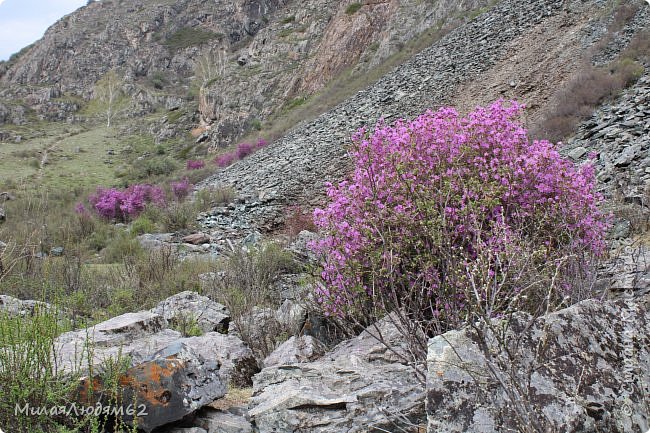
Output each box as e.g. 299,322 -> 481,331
346,3 -> 362,15
165,27 -> 221,51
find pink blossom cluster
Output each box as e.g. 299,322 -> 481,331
214,138 -> 270,168
311,101 -> 609,316
186,160 -> 205,170
89,184 -> 166,221
170,177 -> 193,200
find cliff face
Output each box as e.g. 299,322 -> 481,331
0,0 -> 493,145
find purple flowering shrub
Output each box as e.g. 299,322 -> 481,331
89,184 -> 166,221
236,142 -> 254,159
186,160 -> 205,170
214,138 -> 270,168
215,152 -> 237,168
170,177 -> 193,200
311,101 -> 608,326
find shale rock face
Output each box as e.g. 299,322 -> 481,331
426,295 -> 650,433
564,74 -> 650,207
249,318 -> 426,432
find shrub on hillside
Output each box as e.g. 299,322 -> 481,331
311,101 -> 608,360
89,184 -> 166,222
186,159 -> 205,170
236,142 -> 255,159
171,177 -> 193,200
215,152 -> 237,168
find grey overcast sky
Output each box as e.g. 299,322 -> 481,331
0,0 -> 86,60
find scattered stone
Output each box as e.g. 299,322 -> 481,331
194,407 -> 253,433
137,233 -> 175,250
568,146 -> 588,160
179,332 -> 260,387
163,428 -> 207,433
275,299 -> 306,335
0,295 -> 52,318
287,230 -> 320,262
50,246 -> 64,256
182,233 -> 211,245
608,219 -> 631,240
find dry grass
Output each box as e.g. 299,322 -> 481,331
530,3 -> 649,142
208,386 -> 253,410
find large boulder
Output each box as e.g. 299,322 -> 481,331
79,342 -> 226,433
179,332 -> 260,387
426,295 -> 650,433
0,294 -> 53,318
152,291 -> 230,334
54,311 -> 229,432
262,335 -> 327,368
249,317 -> 426,432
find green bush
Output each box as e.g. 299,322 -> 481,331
160,201 -> 198,232
131,156 -> 179,180
102,232 -> 143,263
130,215 -> 157,236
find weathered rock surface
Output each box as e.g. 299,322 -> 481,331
178,332 -> 260,387
193,407 -> 254,433
0,0 -> 492,144
249,318 -> 426,432
152,290 -> 230,334
81,342 -> 226,433
565,73 -> 650,212
262,335 -> 327,368
0,294 -> 52,317
426,295 -> 650,433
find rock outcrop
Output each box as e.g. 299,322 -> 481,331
426,295 -> 650,433
249,317 -> 426,432
262,335 -> 327,368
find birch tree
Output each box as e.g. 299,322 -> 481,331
93,69 -> 125,128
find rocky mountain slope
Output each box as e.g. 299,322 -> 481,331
0,0 -> 492,146
198,0 -> 649,234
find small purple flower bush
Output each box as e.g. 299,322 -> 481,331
88,184 -> 166,221
170,177 -> 192,200
311,101 -> 608,321
186,160 -> 205,170
214,138 -> 270,168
